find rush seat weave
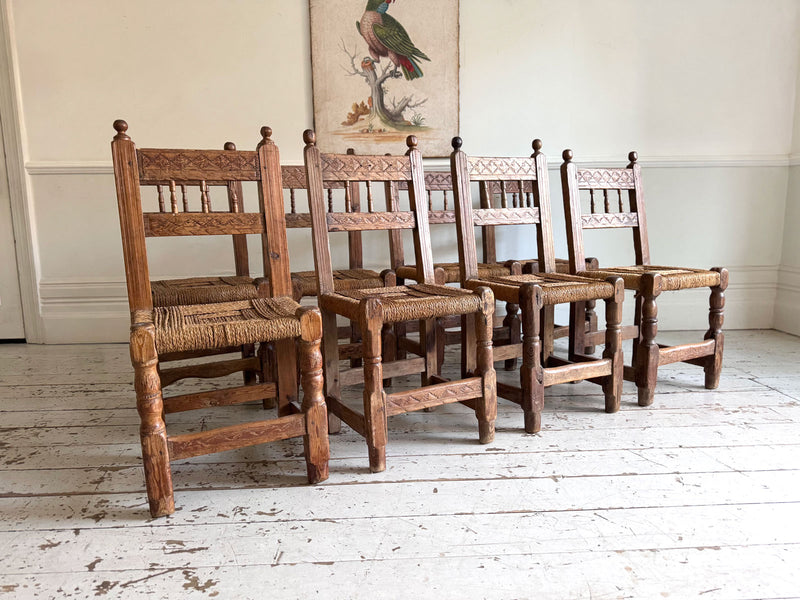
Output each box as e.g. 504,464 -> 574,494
320,284 -> 482,323
292,268 -> 384,297
152,297 -> 302,354
151,276 -> 262,307
577,265 -> 721,291
465,273 -> 616,305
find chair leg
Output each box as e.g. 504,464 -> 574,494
381,322 -> 395,387
361,298 -> 388,472
420,318 -> 438,387
257,342 -> 277,409
704,267 -> 728,389
321,309 -> 342,434
602,278 -> 625,413
297,308 -> 329,484
473,287 -> 497,443
520,284 -> 544,434
541,305 -> 555,364
435,318 -> 446,375
349,321 -> 363,369
130,323 -> 174,518
461,313 -> 477,379
242,343 -> 258,386
274,337 -> 298,416
631,291 -> 643,366
635,274 -> 662,407
584,299 -> 598,354
502,302 -> 520,370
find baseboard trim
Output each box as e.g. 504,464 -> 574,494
38,266 -> 781,343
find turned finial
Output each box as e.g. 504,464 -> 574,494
346,147 -> 355,155
303,129 -> 317,146
532,139 -> 543,153
224,142 -> 236,151
113,119 -> 129,140
628,151 -> 638,164
451,136 -> 463,151
406,135 -> 418,150
562,149 -> 574,162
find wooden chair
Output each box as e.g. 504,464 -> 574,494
450,137 -> 625,433
560,149 -> 728,406
303,129 -> 497,472
111,121 -> 328,517
389,165 -> 602,365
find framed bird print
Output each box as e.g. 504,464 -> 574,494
309,0 -> 459,157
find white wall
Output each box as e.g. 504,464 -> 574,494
5,0 -> 800,342
775,52 -> 800,336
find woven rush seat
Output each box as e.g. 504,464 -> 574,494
320,284 -> 482,324
152,297 -> 302,354
396,258 -> 576,284
577,265 -> 721,291
151,276 -> 262,307
465,273 -> 616,305
292,268 -> 384,297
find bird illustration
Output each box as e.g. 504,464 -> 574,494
356,0 -> 430,80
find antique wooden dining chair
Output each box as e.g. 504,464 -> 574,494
560,149 -> 727,406
303,129 -> 497,472
388,163 -> 602,364
450,137 -> 626,433
111,121 -> 329,517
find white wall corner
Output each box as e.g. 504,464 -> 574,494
774,265 -> 800,336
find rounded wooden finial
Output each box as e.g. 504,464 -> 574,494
346,147 -> 355,155
562,149 -> 574,162
303,129 -> 317,146
451,136 -> 463,151
628,151 -> 638,163
113,119 -> 129,140
260,126 -> 273,141
406,135 -> 418,150
224,141 -> 236,151
532,139 -> 543,152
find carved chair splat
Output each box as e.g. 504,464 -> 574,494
112,121 -> 329,517
303,129 -> 497,473
560,149 -> 727,406
450,137 -> 626,433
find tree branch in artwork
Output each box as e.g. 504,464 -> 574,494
339,40 -> 427,130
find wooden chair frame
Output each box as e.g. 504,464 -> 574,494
112,121 -> 328,517
450,137 -> 625,433
303,129 -> 497,472
560,149 -> 727,406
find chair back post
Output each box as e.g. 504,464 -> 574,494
627,152 -> 651,265
405,135 -> 436,285
111,120 -> 153,313
345,147 -> 365,270
256,127 -> 293,298
449,137 -> 480,283
560,149 -> 588,274
531,139 -> 556,274
302,130 -> 336,296
223,141 -> 251,277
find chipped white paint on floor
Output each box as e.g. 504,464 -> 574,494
0,330 -> 799,599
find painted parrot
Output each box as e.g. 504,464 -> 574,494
356,0 -> 430,80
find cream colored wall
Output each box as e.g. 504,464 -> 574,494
775,51 -> 800,336
6,0 -> 800,342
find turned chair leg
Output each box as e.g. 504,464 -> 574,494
361,298 -> 388,472
503,302 -> 520,370
130,323 -> 174,518
381,323 -> 395,387
704,267 -> 728,390
602,278 -> 625,413
635,274 -> 662,407
584,299 -> 598,354
473,287 -> 497,443
520,284 -> 544,434
297,308 -> 329,484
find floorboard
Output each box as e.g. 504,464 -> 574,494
1,329 -> 798,599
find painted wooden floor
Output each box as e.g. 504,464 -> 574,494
1,330 -> 799,599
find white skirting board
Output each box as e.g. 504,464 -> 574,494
37,265 -> 783,343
